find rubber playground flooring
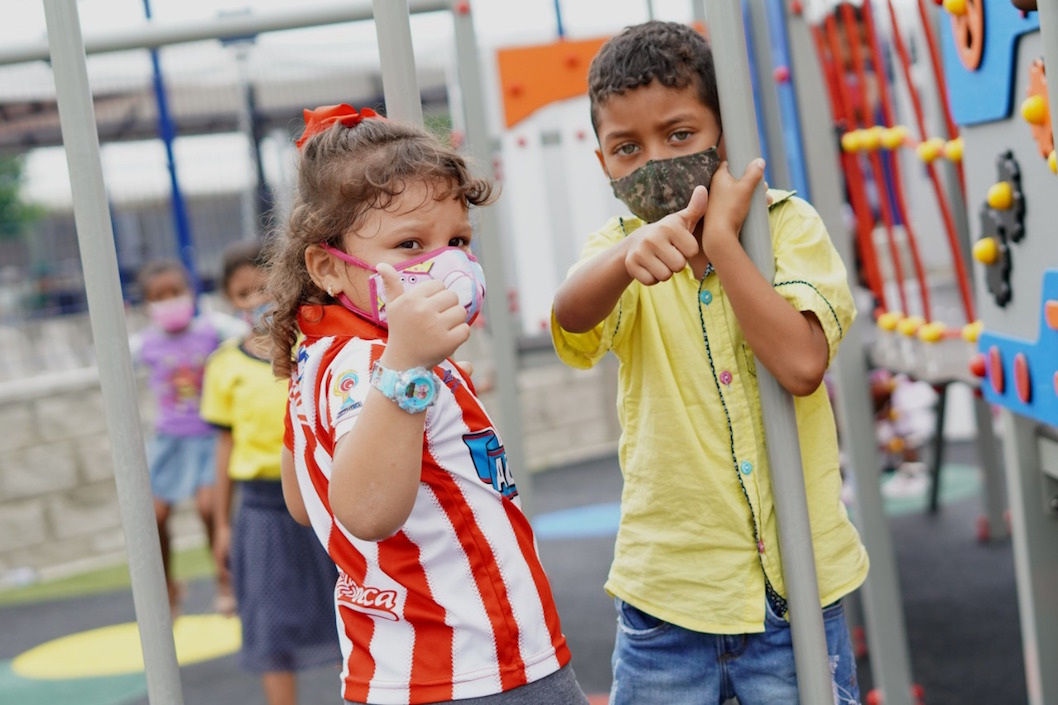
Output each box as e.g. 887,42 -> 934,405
0,451 -> 1023,705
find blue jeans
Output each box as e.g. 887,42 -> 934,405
609,597 -> 860,705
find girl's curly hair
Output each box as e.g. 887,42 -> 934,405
265,116 -> 494,378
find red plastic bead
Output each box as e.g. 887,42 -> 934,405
454,0 -> 470,14
1015,353 -> 1032,403
790,0 -> 804,15
968,352 -> 987,378
773,65 -> 791,83
989,346 -> 1004,395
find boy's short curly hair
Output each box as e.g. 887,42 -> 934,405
588,21 -> 720,132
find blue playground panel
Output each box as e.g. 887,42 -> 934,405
978,269 -> 1058,427
941,0 -> 1039,126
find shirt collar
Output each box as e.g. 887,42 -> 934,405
297,304 -> 387,341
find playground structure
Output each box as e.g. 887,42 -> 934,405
795,0 -> 1016,551
935,0 -> 1058,701
9,0 -> 1056,704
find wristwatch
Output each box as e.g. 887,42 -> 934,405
370,363 -> 439,413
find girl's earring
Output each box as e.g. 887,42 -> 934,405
327,285 -> 334,297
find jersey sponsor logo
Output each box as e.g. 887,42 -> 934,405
332,370 -> 362,419
463,429 -> 518,498
336,572 -> 399,621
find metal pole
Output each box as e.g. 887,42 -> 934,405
372,0 -> 424,124
143,0 -> 198,291
785,4 -> 915,703
699,1 -> 832,700
41,2 -> 184,705
553,0 -> 566,37
450,0 -> 532,513
0,0 -> 450,65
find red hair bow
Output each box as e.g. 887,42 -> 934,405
296,104 -> 379,149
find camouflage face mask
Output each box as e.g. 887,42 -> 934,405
610,147 -> 722,223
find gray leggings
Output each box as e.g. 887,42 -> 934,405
344,664 -> 588,705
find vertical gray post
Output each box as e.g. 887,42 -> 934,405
699,1 -> 831,701
450,1 -> 532,512
785,4 -> 916,703
787,6 -> 918,702
1000,412 -> 1058,705
372,0 -> 424,124
42,2 -> 185,705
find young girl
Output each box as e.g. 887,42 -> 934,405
133,259 -> 222,615
265,105 -> 586,705
201,240 -> 340,705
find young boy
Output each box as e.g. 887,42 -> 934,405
551,21 -> 868,705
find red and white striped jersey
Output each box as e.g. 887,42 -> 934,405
285,305 -> 571,704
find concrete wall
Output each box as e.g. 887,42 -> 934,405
0,315 -> 620,587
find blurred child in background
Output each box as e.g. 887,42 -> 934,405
133,259 -> 224,615
201,240 -> 340,705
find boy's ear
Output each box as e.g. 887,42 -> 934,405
595,148 -> 611,179
304,244 -> 341,295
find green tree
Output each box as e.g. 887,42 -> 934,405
0,154 -> 43,240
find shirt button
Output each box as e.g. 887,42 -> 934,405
720,370 -> 733,385
699,290 -> 713,305
740,460 -> 753,475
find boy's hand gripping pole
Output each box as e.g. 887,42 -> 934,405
699,1 -> 833,701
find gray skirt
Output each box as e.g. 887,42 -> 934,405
344,664 -> 588,705
232,479 -> 341,673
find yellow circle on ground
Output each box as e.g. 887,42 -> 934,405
12,614 -> 241,680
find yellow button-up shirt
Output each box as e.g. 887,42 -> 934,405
201,339 -> 288,481
551,191 -> 869,634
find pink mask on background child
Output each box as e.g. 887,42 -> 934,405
148,295 -> 195,333
321,245 -> 486,328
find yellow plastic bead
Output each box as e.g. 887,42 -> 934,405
987,181 -> 1014,210
972,237 -> 1000,265
1049,150 -> 1057,174
944,0 -> 967,14
918,322 -> 947,343
841,130 -> 863,153
943,137 -> 964,162
861,126 -> 884,151
1021,95 -> 1048,126
898,315 -> 925,337
961,320 -> 985,343
877,311 -> 903,332
881,125 -> 909,149
916,138 -> 945,163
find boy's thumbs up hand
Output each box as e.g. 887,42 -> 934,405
625,185 -> 708,286
377,262 -> 471,371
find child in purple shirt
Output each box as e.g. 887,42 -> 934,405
134,259 -> 228,615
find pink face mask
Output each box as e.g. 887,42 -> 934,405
148,295 -> 195,333
321,245 -> 486,328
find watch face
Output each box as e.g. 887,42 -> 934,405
400,374 -> 438,412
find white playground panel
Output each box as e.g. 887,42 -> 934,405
489,94 -> 627,336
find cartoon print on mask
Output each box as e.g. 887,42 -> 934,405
323,245 -> 486,329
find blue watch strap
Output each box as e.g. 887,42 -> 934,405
370,363 -> 438,413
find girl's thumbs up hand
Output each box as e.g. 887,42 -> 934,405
377,262 -> 471,370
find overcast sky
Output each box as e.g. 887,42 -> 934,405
1,0 -> 702,48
